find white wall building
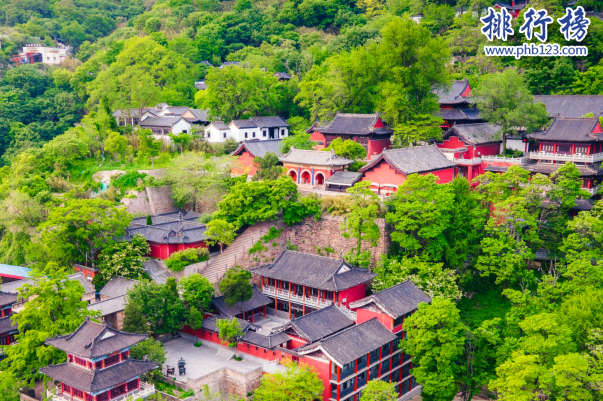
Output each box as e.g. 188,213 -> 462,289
22,44 -> 68,65
204,116 -> 289,143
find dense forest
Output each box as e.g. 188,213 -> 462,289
2,0 -> 603,399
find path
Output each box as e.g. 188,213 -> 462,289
143,258 -> 173,284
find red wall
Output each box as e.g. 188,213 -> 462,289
149,241 -> 207,260
367,139 -> 391,158
237,342 -> 279,360
362,160 -> 406,194
233,149 -> 257,176
355,308 -> 393,330
302,355 -> 331,401
311,132 -> 326,149
422,168 -> 455,184
338,284 -> 367,308
287,335 -> 309,350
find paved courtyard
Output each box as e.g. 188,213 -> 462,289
162,335 -> 270,381
252,316 -> 288,335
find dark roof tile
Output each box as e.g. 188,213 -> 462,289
239,331 -> 290,349
325,171 -> 363,186
250,117 -> 289,128
0,316 -> 17,334
212,285 -> 272,317
348,280 -> 431,318
0,291 -> 18,307
88,296 -> 127,316
443,123 -> 502,146
275,305 -> 354,343
315,113 -> 393,136
279,149 -> 353,167
534,95 -> 603,118
99,277 -> 139,299
528,117 -> 600,142
434,80 -> 470,104
360,144 -> 456,175
232,139 -> 283,157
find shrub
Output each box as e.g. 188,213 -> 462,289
112,171 -> 148,192
165,247 -> 210,271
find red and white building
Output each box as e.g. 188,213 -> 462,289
359,145 -> 457,195
123,211 -> 207,259
438,123 -> 503,184
41,318 -> 157,401
231,139 -> 282,177
434,79 -> 481,129
310,113 -> 393,159
280,148 -> 353,186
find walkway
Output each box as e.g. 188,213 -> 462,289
143,259 -> 172,284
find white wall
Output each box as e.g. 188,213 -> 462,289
230,126 -> 261,142
205,126 -> 231,143
172,119 -> 193,134
506,139 -> 526,152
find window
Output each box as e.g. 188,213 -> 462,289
103,354 -> 120,368
126,379 -> 139,391
558,145 -> 571,153
370,349 -> 379,362
72,389 -> 84,399
247,344 -> 250,348
393,315 -> 404,327
264,349 -> 267,353
110,385 -> 126,399
223,132 -> 226,138
74,356 -> 88,367
576,146 -> 588,154
97,392 -> 108,401
85,394 -> 94,401
263,131 -> 267,137
253,132 -> 256,138
256,346 -> 259,351
542,144 -> 554,152
245,132 -> 248,138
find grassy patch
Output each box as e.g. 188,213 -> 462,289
458,288 -> 511,329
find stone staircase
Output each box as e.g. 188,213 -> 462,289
338,304 -> 357,321
187,220 -> 279,284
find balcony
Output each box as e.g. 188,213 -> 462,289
47,383 -> 155,401
262,286 -> 333,308
584,185 -> 601,195
482,155 -> 528,165
453,157 -> 483,165
528,151 -> 603,163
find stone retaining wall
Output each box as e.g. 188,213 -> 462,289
185,366 -> 262,397
122,185 -> 177,216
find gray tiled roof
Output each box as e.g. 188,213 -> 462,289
45,318 -> 148,358
201,315 -> 252,333
1,279 -> 33,293
348,280 -> 431,319
165,107 -> 190,116
88,295 -> 127,316
208,121 -> 229,130
571,199 -> 595,211
315,113 -> 393,136
239,331 -> 290,349
231,120 -> 258,129
527,162 -> 603,177
251,250 -> 376,291
195,81 -> 207,90
0,316 -> 17,334
274,72 -> 291,79
434,79 -> 470,104
112,109 -> 154,118
68,273 -> 96,295
99,277 -> 139,299
187,109 -> 209,121
528,117 -> 601,142
279,149 -> 353,167
232,139 -> 283,158
443,123 -> 502,146
130,211 -> 202,227
360,145 -> 456,175
325,171 -> 363,186
461,108 -> 482,120
299,318 -> 397,366
139,116 -> 181,128
438,108 -> 468,120
124,218 -> 207,244
250,116 -> 289,128
277,305 -> 354,343
40,359 -> 157,392
534,95 -> 603,118
0,291 -> 18,307
212,285 -> 272,317
220,62 -> 240,68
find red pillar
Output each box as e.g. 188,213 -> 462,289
337,366 -> 341,400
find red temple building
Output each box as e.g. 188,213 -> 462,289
438,123 -> 503,184
41,318 -> 157,401
231,139 -> 283,177
123,211 -> 207,259
494,0 -> 528,18
280,148 -> 353,185
0,291 -> 18,346
310,113 -> 394,158
251,250 -> 376,318
525,116 -> 603,195
360,145 -> 457,195
211,284 -> 272,323
434,79 -> 481,129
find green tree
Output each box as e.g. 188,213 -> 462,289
146,215 -> 153,225
323,138 -> 366,160
197,66 -> 283,122
254,360 -> 324,401
179,273 -> 215,312
386,174 -> 454,261
169,132 -> 192,154
218,268 -> 253,317
252,152 -> 284,181
205,219 -> 236,253
403,298 -> 466,401
0,190 -> 45,232
1,263 -> 95,387
279,132 -> 314,154
127,278 -> 186,335
165,248 -> 209,272
340,181 -> 380,268
472,69 -> 550,153
37,198 -> 132,268
137,129 -> 162,167
96,234 -> 150,281
188,307 -> 204,345
216,318 -> 243,354
0,371 -> 22,401
359,380 -> 397,401
130,338 -> 166,368
104,131 -> 128,161
571,63 -> 603,95
391,114 -> 444,148
122,300 -> 149,334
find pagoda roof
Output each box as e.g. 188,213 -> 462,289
0,291 -> 18,308
212,285 -> 272,317
273,304 -> 354,343
279,148 -> 353,167
434,79 -> 470,105
0,316 -> 17,334
534,95 -> 603,118
99,277 -> 139,299
40,359 -> 156,393
360,145 -> 456,175
45,318 -> 148,358
238,331 -> 290,349
348,280 -> 431,319
315,113 -> 393,136
251,250 -> 376,291
443,123 -> 502,146
232,139 -> 283,158
527,117 -> 602,143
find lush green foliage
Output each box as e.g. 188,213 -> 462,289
96,234 -> 150,281
359,380 -> 398,401
179,273 -> 215,312
205,219 -> 236,253
253,360 -> 324,401
252,152 -> 284,182
218,268 -> 253,316
165,247 -> 210,272
216,317 -> 243,349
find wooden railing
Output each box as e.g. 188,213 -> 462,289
528,151 -> 603,163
